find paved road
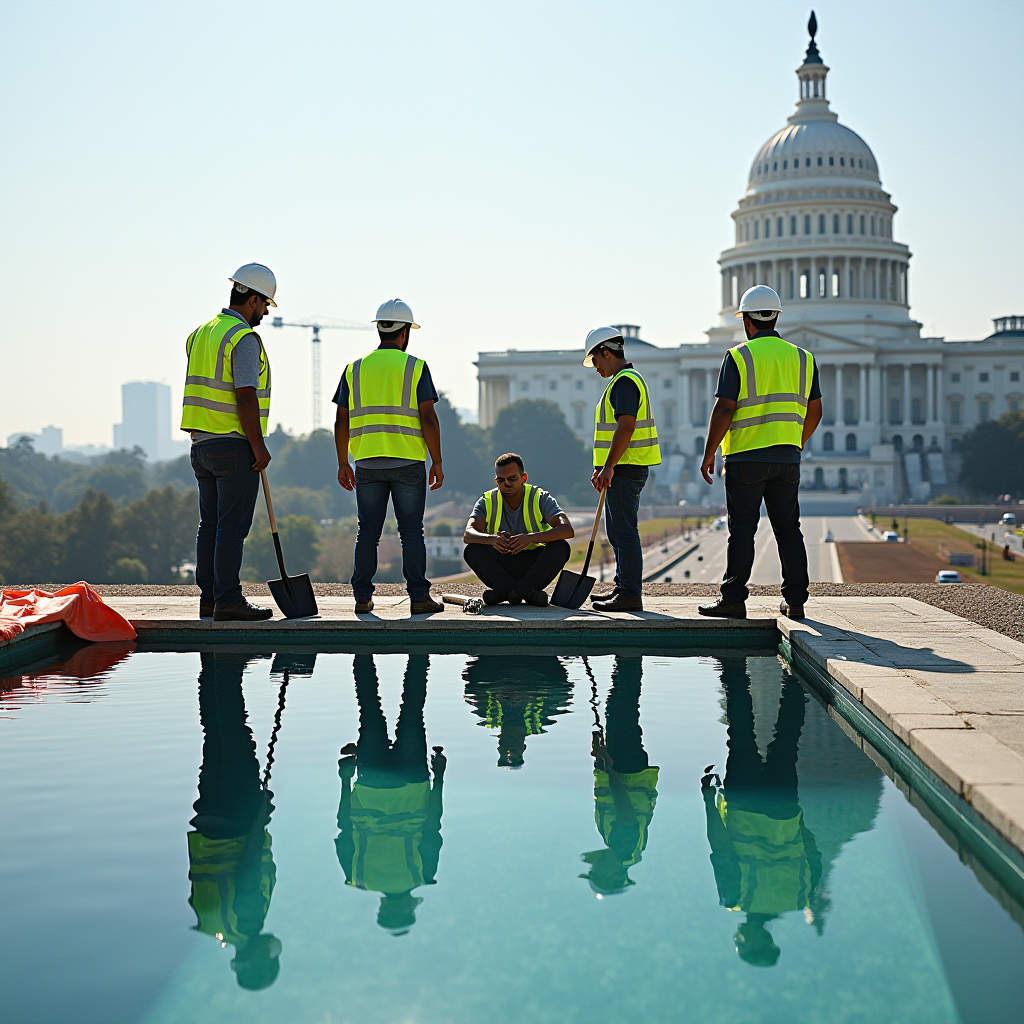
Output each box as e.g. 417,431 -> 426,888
955,521 -> 1024,555
645,514 -> 875,585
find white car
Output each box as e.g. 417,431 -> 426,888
883,531 -> 900,542
1001,513 -> 1017,526
936,570 -> 962,584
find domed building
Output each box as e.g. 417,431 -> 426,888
476,15 -> 1023,504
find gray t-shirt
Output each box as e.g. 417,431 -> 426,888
471,488 -> 563,536
190,311 -> 263,445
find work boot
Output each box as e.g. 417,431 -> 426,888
410,596 -> 445,615
591,592 -> 644,612
213,600 -> 274,622
779,600 -> 805,620
526,590 -> 549,608
482,589 -> 505,606
199,597 -> 214,619
697,599 -> 746,619
506,593 -> 524,606
354,598 -> 374,614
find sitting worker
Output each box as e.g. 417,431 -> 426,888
463,452 -> 574,607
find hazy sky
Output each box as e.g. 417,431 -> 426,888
2,0 -> 1021,446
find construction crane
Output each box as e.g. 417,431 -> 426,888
271,316 -> 373,431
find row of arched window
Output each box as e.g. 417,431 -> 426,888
737,212 -> 892,243
753,153 -> 877,178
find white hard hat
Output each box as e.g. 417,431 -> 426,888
229,263 -> 277,306
583,326 -> 625,367
734,285 -> 782,319
373,298 -> 420,331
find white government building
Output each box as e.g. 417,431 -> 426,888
476,17 -> 1023,505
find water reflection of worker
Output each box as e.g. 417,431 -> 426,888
463,655 -> 573,768
187,653 -> 281,990
336,654 -> 444,936
702,659 -> 821,967
580,656 -> 659,896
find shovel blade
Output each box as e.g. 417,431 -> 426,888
268,574 -> 318,619
550,569 -> 596,610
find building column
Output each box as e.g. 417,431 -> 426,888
868,364 -> 878,427
859,364 -> 868,424
827,255 -> 834,298
834,365 -> 843,425
705,368 -> 715,425
926,364 -> 935,423
902,364 -> 910,425
904,263 -> 909,306
681,370 -> 691,426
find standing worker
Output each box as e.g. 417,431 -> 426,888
584,327 -> 661,612
334,299 -> 445,615
181,264 -> 277,622
697,286 -> 822,620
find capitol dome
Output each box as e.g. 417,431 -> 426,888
713,12 -> 918,343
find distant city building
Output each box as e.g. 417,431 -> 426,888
476,21 -> 1024,504
113,382 -> 188,461
6,425 -> 63,457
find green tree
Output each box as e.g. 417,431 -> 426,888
0,503 -> 61,584
490,399 -> 592,503
114,486 -> 198,582
272,429 -> 338,490
959,411 -> 1024,498
60,489 -> 117,582
432,394 -> 491,499
242,515 -> 321,582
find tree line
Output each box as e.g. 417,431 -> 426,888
957,410 -> 1024,499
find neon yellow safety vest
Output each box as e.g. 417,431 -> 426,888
482,483 -> 553,550
180,313 -> 272,436
345,348 -> 428,461
593,369 -> 661,467
344,781 -> 432,894
594,767 -> 660,867
720,335 -> 814,456
715,795 -> 813,915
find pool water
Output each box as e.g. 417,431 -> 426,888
2,642 -> 1022,1024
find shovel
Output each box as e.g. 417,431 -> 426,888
551,488 -> 607,609
260,470 -> 319,619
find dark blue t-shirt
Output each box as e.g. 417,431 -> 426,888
332,352 -> 438,408
715,332 -> 821,464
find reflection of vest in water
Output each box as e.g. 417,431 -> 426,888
187,830 -> 275,946
716,794 -> 814,915
594,767 -> 659,867
343,781 -> 432,894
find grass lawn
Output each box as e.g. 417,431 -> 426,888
875,517 -> 1024,595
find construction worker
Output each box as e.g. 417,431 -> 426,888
584,327 -> 661,612
334,299 -> 444,615
698,286 -> 822,620
187,653 -> 281,989
580,656 -> 659,896
700,657 -> 822,967
462,452 -> 575,606
336,654 -> 445,935
462,655 -> 574,768
181,263 -> 276,622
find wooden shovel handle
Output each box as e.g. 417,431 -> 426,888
589,488 -> 607,545
260,470 -> 279,534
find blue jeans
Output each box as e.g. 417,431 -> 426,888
352,463 -> 430,602
603,468 -> 648,598
191,439 -> 260,606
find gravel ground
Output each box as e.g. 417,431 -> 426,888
13,580 -> 1023,643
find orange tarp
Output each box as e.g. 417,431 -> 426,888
0,583 -> 136,643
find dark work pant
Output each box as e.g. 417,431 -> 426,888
721,657 -> 805,821
352,463 -> 429,602
192,440 -> 261,607
463,540 -> 571,596
353,653 -> 429,785
603,469 -> 648,598
721,461 -> 809,607
603,656 -> 648,775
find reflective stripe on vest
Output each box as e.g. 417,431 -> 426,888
720,336 -> 814,456
593,369 -> 662,467
180,313 -> 272,436
346,348 -> 427,461
482,483 -> 553,550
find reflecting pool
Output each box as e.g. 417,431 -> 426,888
1,643 -> 1022,1024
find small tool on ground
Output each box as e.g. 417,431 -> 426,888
442,593 -> 484,614
551,488 -> 607,609
260,470 -> 319,619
